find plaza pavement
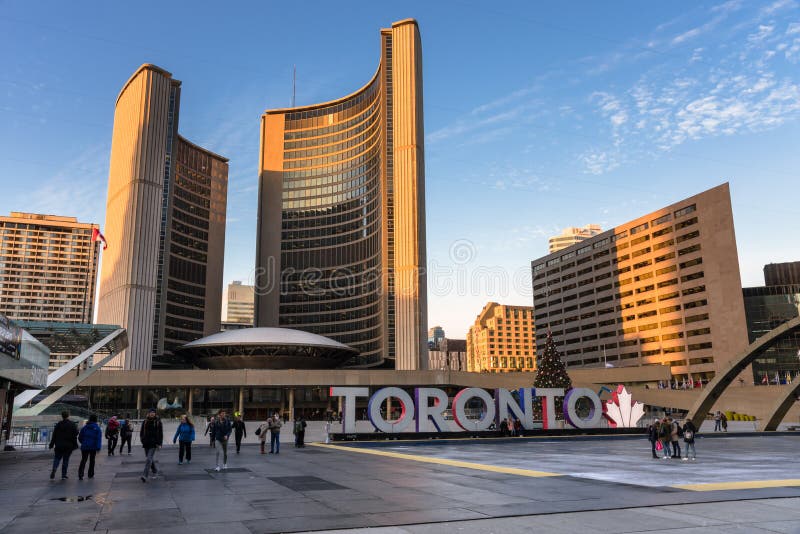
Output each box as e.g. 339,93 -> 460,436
1,434 -> 799,533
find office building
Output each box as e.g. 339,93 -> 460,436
0,212 -> 100,324
548,224 -> 603,254
743,262 -> 800,383
428,338 -> 466,371
222,281 -> 255,325
255,19 -> 427,369
428,325 -> 445,350
531,183 -> 749,382
466,303 -> 536,373
97,64 -> 228,370
764,262 -> 800,286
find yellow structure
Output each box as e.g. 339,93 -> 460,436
256,19 -> 427,370
98,64 -> 228,370
532,183 -> 749,382
222,281 -> 255,325
548,224 -> 603,254
0,212 -> 100,324
467,303 -> 536,373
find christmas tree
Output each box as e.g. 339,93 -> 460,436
533,330 -> 573,416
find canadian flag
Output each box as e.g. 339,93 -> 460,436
91,227 -> 108,250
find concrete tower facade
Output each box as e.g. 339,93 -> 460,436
98,64 -> 228,369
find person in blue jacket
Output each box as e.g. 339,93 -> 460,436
173,414 -> 196,464
77,414 -> 103,480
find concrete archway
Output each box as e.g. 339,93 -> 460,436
760,380 -> 800,431
686,315 -> 800,429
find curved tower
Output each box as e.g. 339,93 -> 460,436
256,19 -> 427,369
98,64 -> 228,369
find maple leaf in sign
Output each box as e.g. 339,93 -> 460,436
602,385 -> 645,428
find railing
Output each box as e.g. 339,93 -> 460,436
6,426 -> 50,449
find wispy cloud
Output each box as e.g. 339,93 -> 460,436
20,143 -> 110,223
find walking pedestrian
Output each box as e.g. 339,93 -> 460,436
139,409 -> 163,483
269,413 -> 282,454
713,411 -> 722,432
294,416 -> 307,448
212,409 -> 232,471
721,412 -> 728,432
670,417 -> 682,458
172,414 -> 195,465
204,416 -> 216,448
647,418 -> 660,458
658,417 -> 672,459
119,413 -> 134,455
48,410 -> 78,480
105,415 -> 120,456
77,414 -> 102,480
682,419 -> 698,461
258,419 -> 268,454
232,413 -> 247,454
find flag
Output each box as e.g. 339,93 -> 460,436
92,227 -> 108,250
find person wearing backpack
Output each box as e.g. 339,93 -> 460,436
77,414 -> 103,480
105,415 -> 120,456
172,414 -> 195,464
119,413 -> 134,455
49,410 -> 79,480
682,419 -> 697,461
670,417 -> 682,459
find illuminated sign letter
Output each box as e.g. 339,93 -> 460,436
453,388 -> 496,431
330,386 -> 369,433
533,388 -> 564,430
414,387 -> 450,432
368,387 -> 415,433
563,388 -> 603,428
495,388 -> 534,429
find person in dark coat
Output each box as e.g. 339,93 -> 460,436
118,413 -> 134,455
49,410 -> 78,480
78,414 -> 103,480
647,418 -> 660,458
139,409 -> 163,483
232,413 -> 247,454
211,409 -> 233,470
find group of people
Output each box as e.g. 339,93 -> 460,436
49,408 -> 311,482
47,409 -> 161,481
713,411 -> 729,432
647,416 -> 697,461
498,418 -> 523,437
102,414 -> 135,456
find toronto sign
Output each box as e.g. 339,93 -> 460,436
331,384 -> 645,433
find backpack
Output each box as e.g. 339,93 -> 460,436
684,429 -> 694,441
294,420 -> 303,433
675,422 -> 683,438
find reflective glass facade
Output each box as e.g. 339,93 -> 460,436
743,284 -> 800,383
257,20 -> 427,369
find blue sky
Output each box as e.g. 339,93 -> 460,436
2,1 -> 799,338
